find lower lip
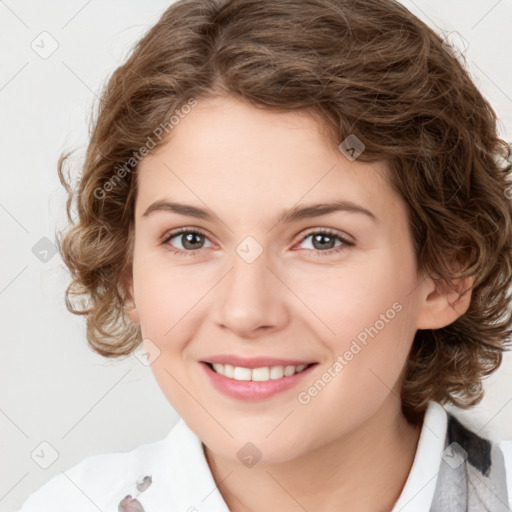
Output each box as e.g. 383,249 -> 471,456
200,362 -> 318,400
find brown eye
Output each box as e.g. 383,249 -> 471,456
162,228 -> 213,255
298,229 -> 354,256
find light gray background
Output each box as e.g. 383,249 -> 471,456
1,1 -> 511,511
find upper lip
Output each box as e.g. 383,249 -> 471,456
202,355 -> 317,369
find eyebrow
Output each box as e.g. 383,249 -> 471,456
142,199 -> 378,224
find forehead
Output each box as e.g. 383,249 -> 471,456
135,95 -> 403,225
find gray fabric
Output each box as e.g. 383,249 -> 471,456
430,413 -> 509,511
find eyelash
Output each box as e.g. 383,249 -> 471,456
161,227 -> 354,258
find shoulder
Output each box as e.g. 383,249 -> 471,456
498,438 -> 512,460
393,402 -> 512,512
444,412 -> 512,511
15,420 -> 191,512
498,438 -> 512,492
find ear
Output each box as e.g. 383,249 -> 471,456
415,274 -> 476,330
120,266 -> 140,325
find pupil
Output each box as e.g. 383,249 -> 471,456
183,233 -> 203,250
313,234 -> 334,250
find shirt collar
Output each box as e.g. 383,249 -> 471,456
162,419 -> 231,511
391,400 -> 448,511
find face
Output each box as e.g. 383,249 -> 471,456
127,94 -> 438,464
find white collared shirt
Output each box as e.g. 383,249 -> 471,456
15,401 -> 512,511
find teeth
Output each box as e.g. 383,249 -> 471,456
283,365 -> 296,377
210,363 -> 309,381
270,366 -> 284,379
252,367 -> 270,381
233,366 -> 252,381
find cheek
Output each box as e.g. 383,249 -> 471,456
131,241 -> 198,334
133,275 -> 172,339
291,255 -> 415,344
131,255 -> 218,377
291,251 -> 418,390
131,260 -> 203,412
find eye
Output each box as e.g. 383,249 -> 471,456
296,229 -> 354,256
161,227 -> 354,257
162,227 -> 213,256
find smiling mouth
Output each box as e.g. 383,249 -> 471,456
204,362 -> 317,382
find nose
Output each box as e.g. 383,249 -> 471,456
214,243 -> 289,339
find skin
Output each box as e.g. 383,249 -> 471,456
126,94 -> 473,512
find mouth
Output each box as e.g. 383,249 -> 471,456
200,360 -> 319,400
204,361 -> 316,381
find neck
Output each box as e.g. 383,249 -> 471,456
204,398 -> 423,512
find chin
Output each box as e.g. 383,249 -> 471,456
203,427 -> 310,467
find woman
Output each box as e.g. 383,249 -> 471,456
16,0 -> 512,510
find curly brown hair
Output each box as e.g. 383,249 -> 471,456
57,0 -> 512,424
